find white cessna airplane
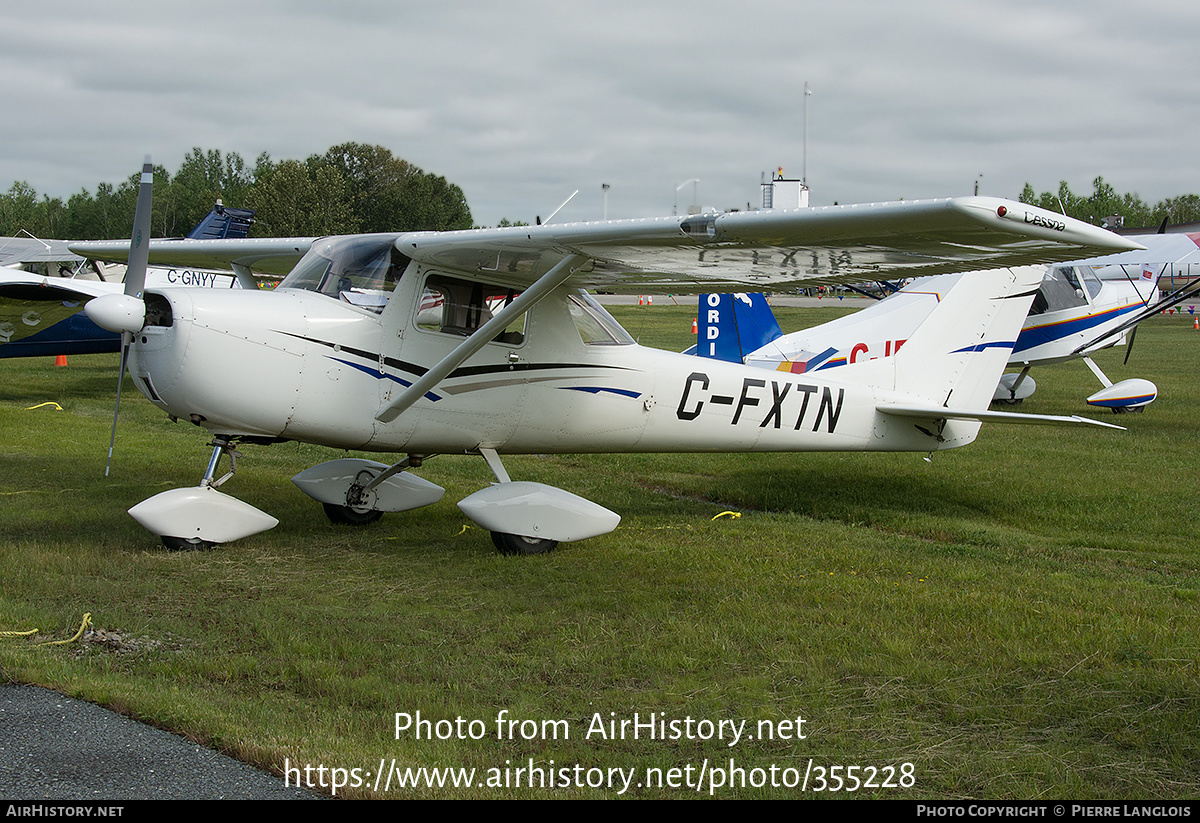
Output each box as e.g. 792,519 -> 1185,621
76,160 -> 1140,554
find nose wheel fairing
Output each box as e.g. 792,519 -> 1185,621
128,485 -> 279,550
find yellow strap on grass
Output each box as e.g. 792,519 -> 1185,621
0,627 -> 39,639
36,613 -> 92,646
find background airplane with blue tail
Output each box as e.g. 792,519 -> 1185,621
691,232 -> 1200,412
0,204 -> 256,358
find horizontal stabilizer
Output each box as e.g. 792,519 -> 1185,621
877,403 -> 1126,430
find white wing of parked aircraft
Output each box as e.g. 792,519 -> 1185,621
0,204 -> 261,357
0,236 -> 87,269
77,163 -> 1141,554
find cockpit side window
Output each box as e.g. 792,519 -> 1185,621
416,274 -> 526,345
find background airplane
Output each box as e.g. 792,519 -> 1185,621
76,163 -> 1139,554
692,232 -> 1200,412
0,204 -> 256,358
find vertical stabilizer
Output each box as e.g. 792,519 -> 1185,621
695,293 -> 782,362
186,204 -> 256,240
838,266 -> 1043,409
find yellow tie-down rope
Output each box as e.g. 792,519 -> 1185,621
38,613 -> 92,646
2,613 -> 91,646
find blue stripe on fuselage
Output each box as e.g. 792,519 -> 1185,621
1014,303 -> 1140,354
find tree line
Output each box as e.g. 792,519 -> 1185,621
0,143 -> 473,240
6,153 -> 1196,240
1019,177 -> 1200,230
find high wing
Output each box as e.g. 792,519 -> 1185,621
69,197 -> 1141,288
399,197 -> 1141,290
1075,231 -> 1200,273
1071,276 -> 1200,357
1051,231 -> 1200,356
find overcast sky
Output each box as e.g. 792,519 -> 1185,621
3,1 -> 1197,227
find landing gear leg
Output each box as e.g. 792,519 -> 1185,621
127,436 -> 278,551
456,448 -> 619,554
320,454 -> 431,526
475,448 -> 561,555
1008,366 -> 1031,404
997,366 -> 1031,405
200,436 -> 241,489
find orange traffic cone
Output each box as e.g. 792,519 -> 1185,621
1193,317 -> 1198,330
692,318 -> 698,334
54,354 -> 68,367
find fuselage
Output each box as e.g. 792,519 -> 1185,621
1010,265 -> 1157,365
125,266 -> 961,458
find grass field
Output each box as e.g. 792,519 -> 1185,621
0,303 -> 1197,798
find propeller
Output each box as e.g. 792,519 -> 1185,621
85,157 -> 154,475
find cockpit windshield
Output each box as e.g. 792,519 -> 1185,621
278,235 -> 411,313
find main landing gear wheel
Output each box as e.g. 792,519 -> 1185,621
323,503 -> 383,526
491,532 -> 558,555
160,536 -> 216,552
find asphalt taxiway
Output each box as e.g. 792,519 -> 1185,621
0,685 -> 316,800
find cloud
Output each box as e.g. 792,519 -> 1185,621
4,0 -> 1199,226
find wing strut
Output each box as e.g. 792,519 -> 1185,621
375,253 -> 587,424
1071,276 -> 1200,356
232,263 -> 258,290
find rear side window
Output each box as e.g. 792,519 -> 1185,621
416,274 -> 525,345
